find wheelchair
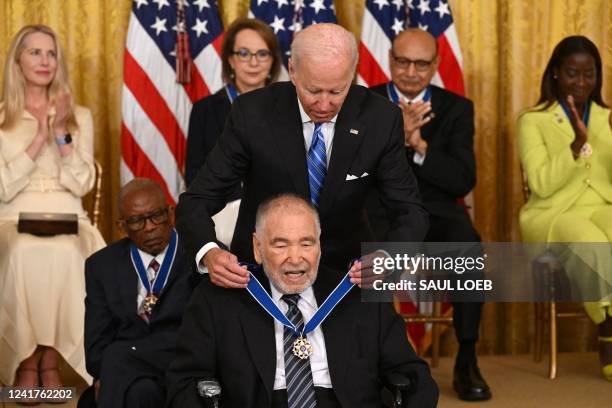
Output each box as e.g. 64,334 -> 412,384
197,373 -> 413,408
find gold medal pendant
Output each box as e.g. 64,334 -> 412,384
143,294 -> 158,314
292,336 -> 313,360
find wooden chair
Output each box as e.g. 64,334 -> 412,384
399,302 -> 453,367
521,171 -> 589,379
87,159 -> 103,228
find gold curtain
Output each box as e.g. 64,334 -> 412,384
0,0 -> 610,355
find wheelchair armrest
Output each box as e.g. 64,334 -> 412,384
383,373 -> 413,408
196,379 -> 221,407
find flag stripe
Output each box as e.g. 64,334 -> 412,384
436,34 -> 465,95
360,8 -> 392,80
124,51 -> 187,169
193,41 -> 224,99
357,42 -> 390,88
122,85 -> 183,202
121,125 -> 175,204
182,59 -> 211,103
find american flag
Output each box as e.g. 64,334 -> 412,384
358,0 -> 465,354
121,0 -> 224,204
358,0 -> 464,96
249,0 -> 337,77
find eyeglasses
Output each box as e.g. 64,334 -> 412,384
390,51 -> 435,72
120,207 -> 170,232
232,48 -> 272,63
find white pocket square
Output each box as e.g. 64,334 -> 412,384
345,174 -> 359,181
361,172 -> 369,178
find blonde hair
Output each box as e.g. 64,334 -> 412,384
0,24 -> 77,131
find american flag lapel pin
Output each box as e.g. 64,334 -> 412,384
350,128 -> 359,135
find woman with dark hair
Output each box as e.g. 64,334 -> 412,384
0,25 -> 105,391
519,35 -> 612,381
185,17 -> 282,187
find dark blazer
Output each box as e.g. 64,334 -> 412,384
185,89 -> 231,187
166,266 -> 439,408
84,237 -> 197,408
177,82 -> 429,270
370,83 -> 476,217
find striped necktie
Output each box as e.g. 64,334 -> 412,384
307,124 -> 327,208
282,294 -> 317,408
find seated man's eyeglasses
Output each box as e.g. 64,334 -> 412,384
232,48 -> 272,63
120,207 -> 170,231
390,51 -> 435,72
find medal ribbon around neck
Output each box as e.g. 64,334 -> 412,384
387,82 -> 431,105
559,98 -> 591,127
225,84 -> 240,104
130,229 -> 178,298
242,263 -> 355,338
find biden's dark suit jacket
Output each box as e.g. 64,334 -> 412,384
166,266 -> 439,408
176,81 -> 429,271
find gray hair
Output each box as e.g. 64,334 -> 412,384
255,194 -> 321,236
290,23 -> 358,73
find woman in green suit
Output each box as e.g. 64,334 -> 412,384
519,36 -> 612,381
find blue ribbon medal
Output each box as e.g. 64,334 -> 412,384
559,98 -> 591,127
387,82 -> 431,105
129,229 -> 178,314
225,84 -> 240,104
244,264 -> 355,359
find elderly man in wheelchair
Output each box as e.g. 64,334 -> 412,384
166,194 -> 438,408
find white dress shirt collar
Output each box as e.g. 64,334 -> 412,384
393,84 -> 428,104
270,282 -> 317,309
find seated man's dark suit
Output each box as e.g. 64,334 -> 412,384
177,81 -> 429,272
82,236 -> 197,408
166,265 -> 439,408
368,83 -> 482,344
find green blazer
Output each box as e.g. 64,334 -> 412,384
519,101 -> 612,242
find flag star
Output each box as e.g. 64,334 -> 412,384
275,0 -> 289,8
152,0 -> 170,11
418,22 -> 429,31
310,0 -> 326,14
192,18 -> 208,37
150,17 -> 168,35
417,0 -> 431,14
435,1 -> 450,18
391,18 -> 404,36
269,15 -> 286,33
257,0 -> 268,5
134,0 -> 148,9
169,46 -> 177,57
193,0 -> 209,12
408,0 -> 415,8
392,0 -> 403,11
373,0 -> 389,10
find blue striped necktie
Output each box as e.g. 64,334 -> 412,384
307,124 -> 327,208
282,294 -> 317,408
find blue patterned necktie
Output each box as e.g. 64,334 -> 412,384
281,294 -> 317,408
307,124 -> 327,208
